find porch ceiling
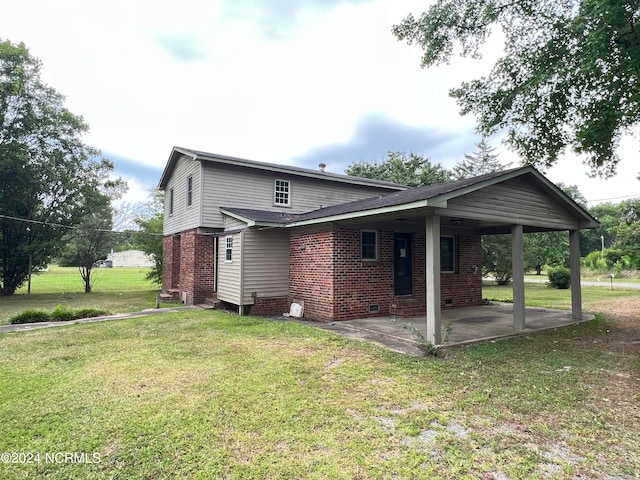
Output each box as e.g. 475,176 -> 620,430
332,212 -> 569,235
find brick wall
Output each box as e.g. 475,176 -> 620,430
441,235 -> 483,308
333,228 -> 395,319
289,227 -> 482,321
176,229 -> 216,305
249,297 -> 290,316
162,234 -> 181,291
289,229 -> 336,320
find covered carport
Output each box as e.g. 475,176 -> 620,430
287,166 -> 599,344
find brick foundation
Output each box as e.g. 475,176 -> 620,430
249,297 -> 290,316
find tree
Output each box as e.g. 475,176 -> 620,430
0,39 -> 120,295
58,175 -> 127,293
453,142 -> 513,283
345,151 -> 451,186
393,0 -> 640,177
452,138 -> 509,180
611,198 -> 640,268
482,234 -> 512,285
581,203 -> 619,255
524,231 -> 569,275
132,189 -> 164,285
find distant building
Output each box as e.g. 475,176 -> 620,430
107,250 -> 154,268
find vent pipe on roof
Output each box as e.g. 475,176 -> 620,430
318,163 -> 326,172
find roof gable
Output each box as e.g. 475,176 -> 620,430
286,166 -> 599,230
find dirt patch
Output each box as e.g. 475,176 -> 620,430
584,296 -> 640,349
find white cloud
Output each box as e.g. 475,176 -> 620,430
1,0 -> 637,204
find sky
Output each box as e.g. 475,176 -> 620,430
2,0 -> 638,206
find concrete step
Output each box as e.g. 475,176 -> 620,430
204,297 -> 221,309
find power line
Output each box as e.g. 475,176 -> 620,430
0,213 -> 164,236
586,194 -> 640,203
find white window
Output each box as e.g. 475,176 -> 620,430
441,236 -> 456,273
225,236 -> 233,262
274,179 -> 290,206
187,175 -> 193,207
361,230 -> 378,261
169,188 -> 174,215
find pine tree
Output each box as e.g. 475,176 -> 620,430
452,139 -> 508,180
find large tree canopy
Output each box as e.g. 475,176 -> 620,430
0,39 -> 122,295
345,151 -> 451,186
393,0 -> 640,177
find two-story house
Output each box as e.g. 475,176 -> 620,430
159,146 -> 598,344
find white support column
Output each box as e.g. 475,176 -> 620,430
426,215 -> 441,345
569,230 -> 583,320
511,224 -> 525,330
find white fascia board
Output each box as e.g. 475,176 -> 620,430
285,198 -> 446,227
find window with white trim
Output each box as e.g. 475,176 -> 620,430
361,230 -> 378,261
440,235 -> 456,273
225,236 -> 233,262
169,188 -> 174,215
187,175 -> 193,207
274,179 -> 290,206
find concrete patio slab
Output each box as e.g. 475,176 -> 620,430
299,304 -> 594,356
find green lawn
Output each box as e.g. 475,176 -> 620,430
0,309 -> 638,479
0,269 -> 638,478
0,267 -> 162,324
483,281 -> 640,311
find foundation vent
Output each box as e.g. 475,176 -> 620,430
369,304 -> 380,313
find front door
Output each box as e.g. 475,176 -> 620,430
394,233 -> 412,296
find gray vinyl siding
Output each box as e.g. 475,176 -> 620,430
201,164 -> 392,228
217,232 -> 243,305
224,216 -> 248,231
241,229 -> 289,304
163,154 -> 202,235
438,178 -> 581,230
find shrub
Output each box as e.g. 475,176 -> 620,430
51,304 -> 75,322
583,251 -> 607,271
9,310 -> 51,324
548,266 -> 571,289
8,305 -> 110,325
75,308 -> 108,319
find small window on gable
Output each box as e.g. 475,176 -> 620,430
441,235 -> 456,273
169,188 -> 174,215
225,236 -> 233,262
187,175 -> 193,207
361,230 -> 378,261
274,179 -> 290,206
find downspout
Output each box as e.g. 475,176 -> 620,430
239,230 -> 245,316
214,236 -> 219,293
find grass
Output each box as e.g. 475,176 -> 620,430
0,310 -> 637,479
0,268 -> 638,478
483,281 -> 640,310
525,272 -> 640,283
0,266 -> 162,325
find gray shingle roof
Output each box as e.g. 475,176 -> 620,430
291,167 -> 519,222
220,208 -> 293,225
219,166 -> 599,229
160,147 -> 407,190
